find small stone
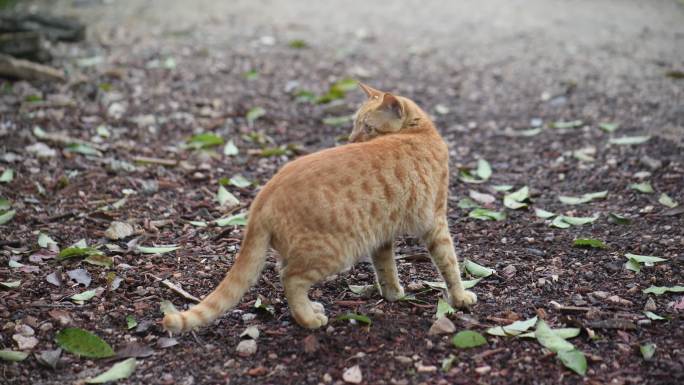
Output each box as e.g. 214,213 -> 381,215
607,295 -> 633,306
323,373 -> 333,383
342,365 -> 362,384
303,334 -> 319,353
236,339 -> 257,357
644,297 -> 657,312
475,365 -> 491,375
428,317 -> 456,335
537,278 -> 547,286
247,366 -> 268,376
13,334 -> 39,350
15,324 -> 35,336
26,142 -> 56,158
415,362 -> 437,373
591,291 -> 609,299
240,326 -> 260,340
104,221 -> 135,240
502,265 -> 517,278
395,355 -> 413,365
407,282 -> 423,291
241,313 -> 256,322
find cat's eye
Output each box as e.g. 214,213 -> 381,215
363,123 -> 373,134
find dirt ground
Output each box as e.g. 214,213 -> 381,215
1,0 -> 683,384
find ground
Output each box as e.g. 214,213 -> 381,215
0,0 -> 683,384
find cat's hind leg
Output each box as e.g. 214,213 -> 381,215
281,243 -> 345,329
422,218 -> 477,308
371,241 -> 405,301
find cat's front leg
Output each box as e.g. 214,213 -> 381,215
371,241 -> 405,301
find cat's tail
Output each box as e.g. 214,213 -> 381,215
162,220 -> 270,333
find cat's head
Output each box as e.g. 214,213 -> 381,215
349,83 -> 408,143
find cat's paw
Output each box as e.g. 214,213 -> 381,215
311,301 -> 326,314
298,313 -> 329,329
382,286 -> 406,302
449,290 -> 477,308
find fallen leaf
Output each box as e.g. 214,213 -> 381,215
70,289 -> 98,303
246,107 -> 266,126
658,193 -> 678,208
215,212 -> 248,227
468,208 -> 506,221
464,259 -> 495,278
557,349 -> 587,376
36,348 -> 61,369
67,269 -> 92,287
0,169 -> 14,183
486,316 -> 538,336
104,221 -> 134,240
558,191 -> 607,205
640,343 -> 656,360
629,182 -> 654,194
503,186 -> 530,209
609,136 -> 650,145
452,330 -> 487,348
55,328 -> 114,358
223,140 -> 239,156
137,245 -> 180,254
0,349 -> 29,362
534,208 -> 556,219
86,358 -> 137,383
217,186 -> 240,207
187,133 -> 223,149
0,280 -> 21,289
599,122 -> 619,132
573,239 -> 606,249
336,313 -> 372,325
642,285 -> 684,295
0,209 -> 16,225
436,299 -> 455,319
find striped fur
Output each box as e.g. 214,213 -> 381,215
162,83 -> 476,333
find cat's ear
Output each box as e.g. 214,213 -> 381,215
379,93 -> 404,119
358,82 -> 382,99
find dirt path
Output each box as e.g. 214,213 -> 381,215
1,0 -> 683,384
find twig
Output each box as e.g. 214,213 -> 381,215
162,279 -> 201,303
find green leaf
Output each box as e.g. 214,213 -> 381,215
0,280 -> 21,289
629,182 -> 654,194
187,133 -> 224,149
0,209 -> 16,225
288,39 -> 308,48
573,239 -> 606,249
38,233 -> 57,248
260,146 -> 290,157
518,328 -> 580,339
640,343 -> 656,360
0,198 -> 10,211
557,349 -> 587,375
624,258 -> 642,273
506,128 -> 542,137
316,78 -> 357,104
475,159 -> 492,181
464,259 -> 495,278
58,247 -> 103,260
86,358 -> 137,383
223,140 -> 239,156
71,290 -> 97,303
137,245 -> 180,254
609,136 -> 650,145
658,193 -> 678,208
534,208 -> 556,219
243,70 -> 259,80
66,144 -> 102,156
423,279 -> 481,291
436,298 -> 455,318
643,311 -> 665,321
159,300 -> 178,315
0,169 -> 14,183
599,122 -> 619,132
215,212 -> 248,227
229,174 -> 251,188
189,221 -> 208,227
84,255 -> 113,268
96,125 -> 110,137
457,197 -> 480,209
295,90 -> 316,103
462,278 -> 482,289
486,316 -> 538,336
492,185 -> 513,192
625,253 -> 666,264
468,208 -> 506,221
126,315 -> 138,329
0,349 -> 29,362
535,319 -> 574,353
217,186 -> 240,206
503,186 -> 529,209
643,285 -> 684,295
336,313 -> 372,325
552,215 -> 599,228
558,191 -> 607,205
253,295 -> 275,315
348,284 -> 375,296
246,107 -> 266,125
551,120 -> 583,129
608,212 -> 630,225
55,328 -> 114,358
441,354 -> 456,372
323,115 -> 353,127
452,330 -> 487,348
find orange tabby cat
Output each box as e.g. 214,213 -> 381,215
163,83 -> 477,332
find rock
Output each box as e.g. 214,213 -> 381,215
240,326 -> 260,340
502,264 -> 517,279
13,334 -> 38,349
241,313 -> 256,322
322,373 -> 333,383
104,221 -> 134,240
107,102 -> 126,120
36,348 -> 61,369
394,355 -> 413,365
67,268 -> 91,287
342,365 -> 362,384
26,142 -> 56,158
415,362 -> 437,373
644,297 -> 657,312
236,339 -> 257,357
640,156 -> 662,170
428,316 -> 456,335
607,295 -> 633,306
302,334 -> 319,353
475,365 -> 491,374
469,190 -> 495,204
